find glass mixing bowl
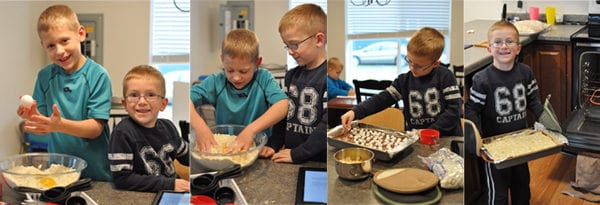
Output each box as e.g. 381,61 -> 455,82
192,124 -> 267,171
0,153 -> 86,192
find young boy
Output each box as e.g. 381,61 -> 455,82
327,57 -> 355,100
341,27 -> 462,137
108,65 -> 189,192
465,20 -> 544,205
17,5 -> 112,181
190,29 -> 288,153
259,3 -> 328,163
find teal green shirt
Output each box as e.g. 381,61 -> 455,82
190,68 -> 287,137
32,58 -> 112,181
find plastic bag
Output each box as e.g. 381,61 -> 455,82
419,147 -> 464,189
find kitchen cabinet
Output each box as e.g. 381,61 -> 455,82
525,41 -> 572,124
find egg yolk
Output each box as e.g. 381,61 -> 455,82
39,177 -> 56,188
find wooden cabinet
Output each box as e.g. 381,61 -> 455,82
525,41 -> 572,124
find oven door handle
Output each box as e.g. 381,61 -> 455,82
576,42 -> 600,47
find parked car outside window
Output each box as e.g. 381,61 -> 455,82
351,40 -> 407,66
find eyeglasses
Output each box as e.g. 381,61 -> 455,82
125,93 -> 164,103
283,34 -> 316,51
404,56 -> 437,70
490,39 -> 518,48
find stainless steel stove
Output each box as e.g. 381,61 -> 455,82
566,19 -> 600,152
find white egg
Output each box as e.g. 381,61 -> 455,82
20,95 -> 34,107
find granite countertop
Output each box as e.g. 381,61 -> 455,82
190,151 -> 326,204
327,136 -> 464,205
537,24 -> 587,41
233,158 -> 326,204
2,181 -> 155,204
464,19 -> 585,76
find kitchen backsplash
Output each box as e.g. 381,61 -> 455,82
502,0 -> 590,16
507,13 -> 589,24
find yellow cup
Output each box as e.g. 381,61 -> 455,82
546,7 -> 556,25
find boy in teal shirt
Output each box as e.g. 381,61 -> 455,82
191,29 -> 288,152
17,5 -> 112,181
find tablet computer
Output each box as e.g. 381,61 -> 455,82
151,190 -> 190,205
295,167 -> 327,205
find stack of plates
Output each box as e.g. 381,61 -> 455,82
372,168 -> 441,205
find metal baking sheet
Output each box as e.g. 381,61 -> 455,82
479,129 -> 565,169
327,122 -> 418,161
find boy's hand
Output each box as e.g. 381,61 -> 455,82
174,179 -> 190,192
24,104 -> 62,134
226,130 -> 254,153
17,100 -> 40,120
195,129 -> 217,152
341,110 -> 356,130
259,146 -> 275,158
272,149 -> 293,163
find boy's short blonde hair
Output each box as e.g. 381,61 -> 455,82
328,57 -> 343,71
37,5 -> 80,35
279,3 -> 327,36
487,20 -> 520,41
122,65 -> 166,96
407,27 -> 445,61
222,29 -> 260,63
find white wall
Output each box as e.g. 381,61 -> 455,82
190,0 -> 221,79
190,0 -> 288,78
328,0 -> 346,78
451,0 -> 464,66
465,0 -> 589,22
0,1 -> 149,158
0,2 -> 40,157
254,0 -> 288,66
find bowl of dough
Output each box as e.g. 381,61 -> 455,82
0,153 -> 86,193
192,124 -> 267,171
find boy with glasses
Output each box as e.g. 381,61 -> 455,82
341,27 -> 462,137
259,3 -> 328,163
108,65 -> 190,192
466,20 -> 544,205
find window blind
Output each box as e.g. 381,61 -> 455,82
347,0 -> 450,36
151,0 -> 190,63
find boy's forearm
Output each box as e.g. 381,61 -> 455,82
245,99 -> 288,135
56,118 -> 105,139
189,100 -> 211,134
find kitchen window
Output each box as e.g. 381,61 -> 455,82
150,0 -> 190,111
345,1 -> 451,82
